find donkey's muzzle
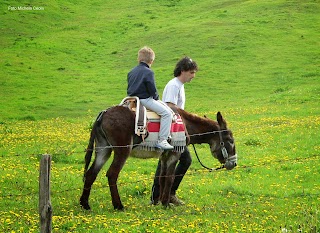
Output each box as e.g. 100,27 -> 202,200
224,154 -> 238,170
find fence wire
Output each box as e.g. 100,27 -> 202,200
1,153 -> 319,199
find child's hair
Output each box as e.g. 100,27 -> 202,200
138,46 -> 155,64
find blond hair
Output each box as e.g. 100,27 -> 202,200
138,46 -> 155,64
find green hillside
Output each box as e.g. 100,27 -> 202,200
0,0 -> 319,232
1,0 -> 319,121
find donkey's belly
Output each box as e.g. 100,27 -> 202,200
130,148 -> 162,159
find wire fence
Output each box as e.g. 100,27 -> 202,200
1,153 -> 319,199
1,125 -> 319,200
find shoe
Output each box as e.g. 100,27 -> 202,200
156,140 -> 174,150
170,195 -> 185,206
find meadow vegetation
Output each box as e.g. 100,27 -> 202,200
0,0 -> 319,232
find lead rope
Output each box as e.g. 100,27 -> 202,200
192,144 -> 224,172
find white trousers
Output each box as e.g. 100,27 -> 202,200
140,97 -> 173,141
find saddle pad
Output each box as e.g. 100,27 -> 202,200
120,96 -> 177,137
136,115 -> 186,153
147,116 -> 185,133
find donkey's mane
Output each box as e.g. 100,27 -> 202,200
177,108 -> 218,127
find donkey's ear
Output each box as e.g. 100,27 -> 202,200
217,112 -> 227,129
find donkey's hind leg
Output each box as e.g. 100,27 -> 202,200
80,143 -> 112,210
106,147 -> 131,210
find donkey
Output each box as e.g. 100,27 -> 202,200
80,105 -> 237,210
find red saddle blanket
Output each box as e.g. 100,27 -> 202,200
147,115 -> 185,133
136,115 -> 186,153
118,96 -> 186,152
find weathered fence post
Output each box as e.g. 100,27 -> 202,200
39,154 -> 52,233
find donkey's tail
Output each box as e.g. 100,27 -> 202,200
83,121 -> 98,182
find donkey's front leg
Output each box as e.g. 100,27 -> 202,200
158,158 -> 167,204
160,152 -> 179,207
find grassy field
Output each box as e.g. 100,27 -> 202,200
1,0 -> 319,232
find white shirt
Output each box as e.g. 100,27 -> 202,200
162,77 -> 185,109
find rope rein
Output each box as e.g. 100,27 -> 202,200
192,144 -> 224,172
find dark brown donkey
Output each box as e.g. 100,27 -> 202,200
80,106 -> 237,210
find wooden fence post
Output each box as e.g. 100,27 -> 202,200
39,154 -> 52,233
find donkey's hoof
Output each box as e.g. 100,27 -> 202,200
161,201 -> 173,209
162,203 -> 174,209
114,204 -> 124,211
80,203 -> 91,210
150,200 -> 160,205
80,199 -> 91,210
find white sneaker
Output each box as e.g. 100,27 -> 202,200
156,140 -> 174,150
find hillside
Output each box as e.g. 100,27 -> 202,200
0,1 -> 319,232
0,0 -> 319,121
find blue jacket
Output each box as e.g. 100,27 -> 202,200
127,62 -> 159,100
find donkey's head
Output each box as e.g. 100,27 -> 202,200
210,112 -> 237,170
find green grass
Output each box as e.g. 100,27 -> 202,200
0,0 -> 319,232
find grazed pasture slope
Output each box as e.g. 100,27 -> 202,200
0,0 -> 319,232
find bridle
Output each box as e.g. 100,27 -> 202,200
218,130 -> 238,169
192,130 -> 237,171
